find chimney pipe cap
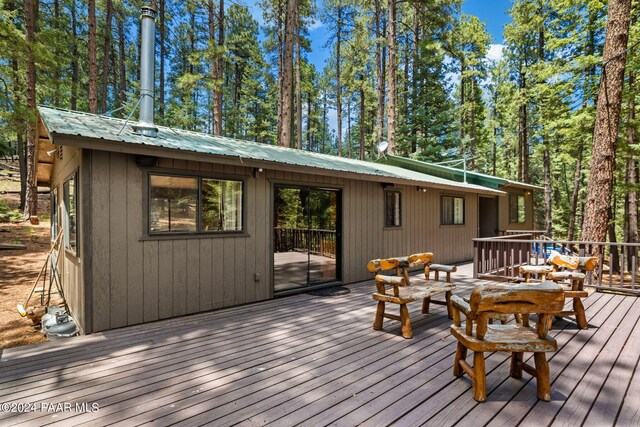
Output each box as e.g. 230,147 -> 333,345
141,5 -> 157,19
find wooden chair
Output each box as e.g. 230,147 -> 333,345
367,253 -> 456,339
545,252 -> 598,329
450,282 -> 565,402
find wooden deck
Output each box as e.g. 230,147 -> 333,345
1,263 -> 640,426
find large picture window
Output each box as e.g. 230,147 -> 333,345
149,173 -> 244,234
441,195 -> 464,225
385,190 -> 402,227
63,172 -> 77,252
510,194 -> 526,224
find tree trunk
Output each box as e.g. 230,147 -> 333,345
386,0 -> 396,155
460,60 -> 466,143
278,0 -> 295,147
213,0 -> 224,135
10,40 -> 26,210
295,7 -> 302,150
411,14 -> 419,153
100,0 -> 113,113
208,0 -> 216,133
88,0 -> 98,113
608,205 -> 620,274
359,87 -> 365,160
543,140 -> 552,238
624,71 -> 638,269
24,0 -> 38,219
117,6 -> 126,114
518,63 -> 529,183
307,89 -> 312,151
277,0 -> 284,141
347,95 -> 351,157
582,0 -> 632,243
71,0 -> 78,110
375,0 -> 384,147
336,5 -> 343,156
470,76 -> 477,169
567,142 -> 583,241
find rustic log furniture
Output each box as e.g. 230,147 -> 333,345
450,282 -> 565,402
367,253 -> 456,339
517,252 -> 598,329
544,253 -> 598,329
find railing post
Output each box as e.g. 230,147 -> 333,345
473,239 -> 478,279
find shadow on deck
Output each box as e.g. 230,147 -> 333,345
1,263 -> 639,426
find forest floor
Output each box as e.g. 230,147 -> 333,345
1,163 -> 51,350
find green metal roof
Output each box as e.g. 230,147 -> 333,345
382,155 -> 543,191
38,106 -> 504,195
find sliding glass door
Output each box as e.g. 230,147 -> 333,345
273,185 -> 341,293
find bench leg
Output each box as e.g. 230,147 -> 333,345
400,303 -> 412,339
421,297 -> 431,314
473,352 -> 487,402
453,342 -> 467,377
510,352 -> 523,379
534,352 -> 551,401
373,301 -> 385,330
574,298 -> 588,329
445,291 -> 453,319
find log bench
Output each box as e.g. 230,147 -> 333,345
367,253 -> 456,339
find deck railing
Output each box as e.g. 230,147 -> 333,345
473,234 -> 640,294
274,227 -> 337,258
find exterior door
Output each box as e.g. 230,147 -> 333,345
273,185 -> 341,293
479,196 -> 499,237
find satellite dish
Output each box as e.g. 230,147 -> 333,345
377,140 -> 389,155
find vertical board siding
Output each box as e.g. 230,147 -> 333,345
142,240 -> 159,322
87,151 -> 482,332
172,240 -> 187,316
186,239 -> 200,314
126,157 -> 144,325
157,240 -> 173,319
199,239 -> 213,312
109,153 -> 128,328
91,150 -> 111,332
50,146 -> 85,330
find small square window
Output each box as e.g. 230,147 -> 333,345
149,175 -> 198,233
509,194 -> 526,224
385,191 -> 402,227
441,195 -> 464,225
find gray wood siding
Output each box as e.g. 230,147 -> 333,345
87,152 -> 270,332
498,190 -> 535,233
343,182 -> 478,284
49,146 -> 85,331
85,152 -> 483,332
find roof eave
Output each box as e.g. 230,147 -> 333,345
50,132 -> 504,196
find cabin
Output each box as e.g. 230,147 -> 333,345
32,4 -> 537,334
380,155 -> 541,237
34,106 -> 536,334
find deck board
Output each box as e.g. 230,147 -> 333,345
1,263 -> 640,426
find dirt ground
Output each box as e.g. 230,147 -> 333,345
0,190 -> 51,350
